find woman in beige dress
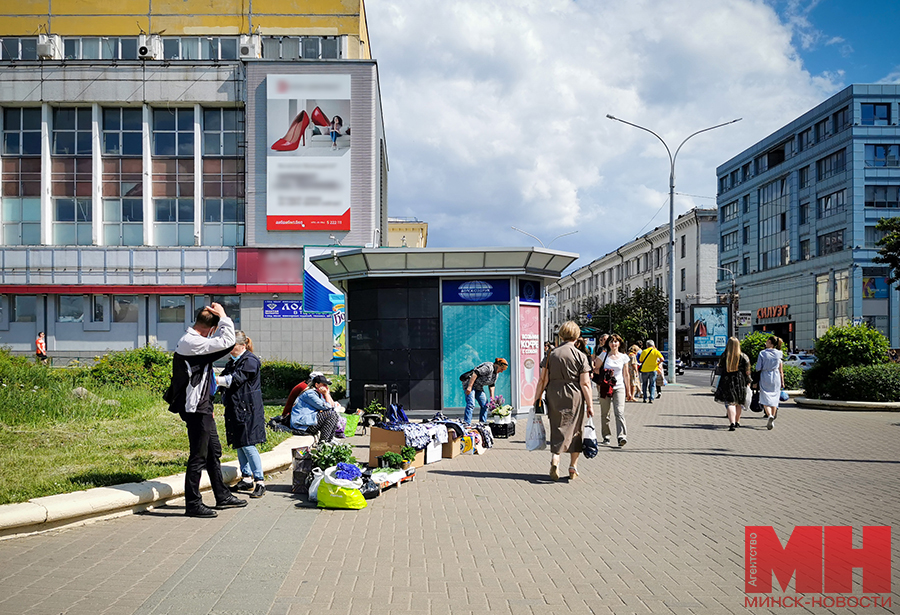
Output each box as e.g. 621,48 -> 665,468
626,345 -> 642,402
534,321 -> 594,481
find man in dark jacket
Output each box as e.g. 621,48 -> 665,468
165,302 -> 247,518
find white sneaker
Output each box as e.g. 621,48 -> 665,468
766,415 -> 775,430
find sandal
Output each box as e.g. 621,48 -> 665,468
549,463 -> 560,481
568,466 -> 579,479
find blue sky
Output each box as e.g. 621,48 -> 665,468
367,1 -> 900,268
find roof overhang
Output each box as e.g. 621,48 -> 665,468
311,247 -> 579,282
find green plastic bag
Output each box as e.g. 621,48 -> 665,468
317,481 -> 367,510
344,413 -> 361,437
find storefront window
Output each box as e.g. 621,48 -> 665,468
113,295 -> 139,322
12,295 -> 37,322
57,295 -> 84,322
211,295 -> 240,329
159,296 -> 186,323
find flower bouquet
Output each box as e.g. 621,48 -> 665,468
486,395 -> 513,424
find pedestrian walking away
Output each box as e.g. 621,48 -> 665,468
460,358 -> 509,423
714,337 -> 751,431
164,303 -> 247,518
534,321 -> 594,481
594,333 -> 631,447
757,336 -> 785,430
217,331 -> 267,499
637,340 -> 664,403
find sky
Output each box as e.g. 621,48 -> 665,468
365,0 -> 900,272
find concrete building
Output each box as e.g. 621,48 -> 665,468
387,217 -> 428,248
546,208 -> 719,353
0,0 -> 388,369
715,84 -> 900,350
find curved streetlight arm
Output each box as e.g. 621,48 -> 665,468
606,114 -> 673,167
511,226 -> 545,248
672,118 -> 743,171
547,230 -> 578,248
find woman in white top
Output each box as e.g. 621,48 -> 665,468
593,333 -> 632,447
756,336 -> 785,430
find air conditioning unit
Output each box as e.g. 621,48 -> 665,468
239,34 -> 260,59
37,34 -> 61,60
138,34 -> 160,60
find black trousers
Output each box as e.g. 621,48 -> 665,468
183,412 -> 231,509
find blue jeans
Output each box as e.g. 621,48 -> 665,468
237,445 -> 264,481
463,388 -> 488,423
640,372 -> 657,402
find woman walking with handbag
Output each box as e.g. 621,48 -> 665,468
626,345 -> 641,402
534,321 -> 594,481
594,334 -> 631,447
714,337 -> 751,431
757,336 -> 785,430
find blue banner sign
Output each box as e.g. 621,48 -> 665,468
442,279 -> 510,304
263,300 -> 330,319
519,279 -> 541,304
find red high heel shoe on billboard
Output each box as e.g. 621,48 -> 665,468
271,110 -> 309,151
311,106 -> 329,127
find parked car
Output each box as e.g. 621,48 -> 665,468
784,353 -> 817,370
662,358 -> 685,376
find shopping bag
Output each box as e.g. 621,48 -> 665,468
322,465 -> 364,490
525,412 -> 547,451
316,482 -> 367,510
291,446 -> 313,493
582,418 -> 598,459
779,390 -> 790,402
344,413 -> 361,437
750,391 -> 761,413
308,467 -> 325,502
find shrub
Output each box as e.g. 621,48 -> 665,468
782,365 -> 803,390
801,364 -> 829,399
740,332 -> 771,366
260,360 -> 311,399
812,324 -> 889,373
89,345 -> 172,393
824,364 -> 900,402
330,374 -> 346,401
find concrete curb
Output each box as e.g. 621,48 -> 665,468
793,396 -> 900,411
0,434 -> 314,540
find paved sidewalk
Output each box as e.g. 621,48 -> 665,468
1,386 -> 898,615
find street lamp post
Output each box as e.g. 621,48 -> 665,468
606,115 -> 741,384
511,226 -> 578,248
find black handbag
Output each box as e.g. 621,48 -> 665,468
595,353 -> 615,398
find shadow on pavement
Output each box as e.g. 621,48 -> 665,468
428,469 -> 558,485
137,504 -> 185,517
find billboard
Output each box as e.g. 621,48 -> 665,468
691,304 -> 731,358
862,276 -> 890,299
266,74 -> 351,231
303,247 -> 343,314
518,304 -> 540,406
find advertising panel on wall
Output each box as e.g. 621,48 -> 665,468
441,304 -> 512,408
691,304 -> 731,358
518,304 -> 541,406
330,293 -> 346,361
303,246 -> 345,315
442,279 -> 511,304
266,74 -> 351,231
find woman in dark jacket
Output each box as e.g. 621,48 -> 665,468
216,331 -> 267,498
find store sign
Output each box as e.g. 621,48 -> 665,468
442,279 -> 511,303
691,304 -> 730,358
518,304 -> 541,406
263,300 -> 328,319
757,304 -> 789,320
266,74 -> 351,231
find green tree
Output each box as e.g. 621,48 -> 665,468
740,331 -> 770,366
581,287 -> 668,348
874,217 -> 900,284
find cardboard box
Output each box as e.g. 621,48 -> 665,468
368,426 -> 426,468
442,433 -> 475,458
424,438 -> 442,465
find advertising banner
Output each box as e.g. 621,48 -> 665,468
518,304 -> 541,406
691,304 -> 731,358
303,247 -> 344,314
519,279 -> 541,304
442,279 -> 511,303
330,293 -> 346,361
266,74 -> 351,231
862,277 -> 890,299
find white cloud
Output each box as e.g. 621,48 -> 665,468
368,0 -> 841,267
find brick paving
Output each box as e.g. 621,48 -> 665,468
1,384 -> 898,615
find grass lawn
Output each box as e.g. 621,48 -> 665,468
0,393 -> 293,506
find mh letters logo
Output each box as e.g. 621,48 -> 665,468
745,526 -> 891,594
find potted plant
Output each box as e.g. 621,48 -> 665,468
399,446 -> 417,469
486,395 -> 513,424
309,441 -> 356,471
381,451 -> 404,469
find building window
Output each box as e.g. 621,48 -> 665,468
103,108 -> 142,156
834,270 -> 849,327
865,144 -> 900,167
800,239 -> 811,260
799,166 -> 810,189
865,226 -> 888,248
679,268 -> 685,292
816,273 -> 830,337
814,117 -> 829,142
721,261 -> 737,281
817,189 -> 846,219
53,197 -> 92,245
742,225 -> 749,245
721,231 -> 738,252
865,186 -> 900,208
52,108 -> 92,156
741,163 -> 751,182
64,37 -> 138,59
721,200 -> 738,222
112,295 -> 139,322
680,235 -> 685,259
861,103 -> 890,126
1,197 -> 41,245
818,229 -> 844,255
154,198 -> 194,246
57,295 -> 84,323
742,256 -> 750,275
12,295 -> 37,322
742,194 -> 750,214
797,128 -> 812,152
161,37 -> 238,60
832,106 -> 850,133
816,148 -> 846,181
103,198 -> 143,246
202,108 -> 241,156
3,108 -> 41,156
91,295 -> 107,322
159,296 -> 186,323
211,294 -> 240,329
0,37 -> 38,60
799,201 -> 809,225
757,177 -> 790,271
718,175 -> 730,194
153,108 -> 194,157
